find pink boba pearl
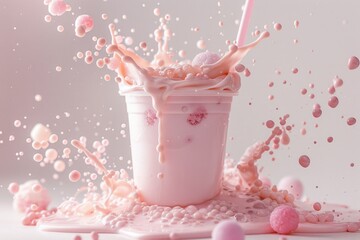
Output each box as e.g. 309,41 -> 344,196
69,170 -> 81,182
212,220 -> 245,240
270,205 -> 299,234
75,15 -> 94,32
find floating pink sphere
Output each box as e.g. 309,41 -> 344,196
278,176 -> 303,200
348,56 -> 359,70
328,96 -> 339,108
270,205 -> 299,234
69,170 -> 81,182
48,0 -> 67,16
212,220 -> 245,240
8,182 -> 19,194
347,117 -> 357,126
299,155 -> 310,168
75,15 -> 94,37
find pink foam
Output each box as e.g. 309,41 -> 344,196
192,51 -> 221,67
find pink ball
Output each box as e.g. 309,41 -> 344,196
277,176 -> 303,200
270,205 -> 299,234
192,51 -> 220,67
75,15 -> 94,32
48,0 -> 67,16
212,220 -> 245,240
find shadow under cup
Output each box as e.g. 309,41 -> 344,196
123,91 -> 235,206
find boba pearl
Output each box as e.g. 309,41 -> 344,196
212,220 -> 245,240
270,205 -> 299,234
69,170 -> 81,182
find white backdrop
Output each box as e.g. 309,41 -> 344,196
0,0 -> 359,209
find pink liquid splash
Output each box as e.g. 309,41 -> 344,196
4,1 -> 360,240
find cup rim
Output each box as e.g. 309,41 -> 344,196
120,89 -> 238,97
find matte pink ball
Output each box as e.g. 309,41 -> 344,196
270,205 -> 299,234
212,220 -> 245,240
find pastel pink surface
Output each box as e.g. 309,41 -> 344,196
270,205 -> 299,234
212,220 -> 245,240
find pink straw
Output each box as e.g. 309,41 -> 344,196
236,0 -> 254,47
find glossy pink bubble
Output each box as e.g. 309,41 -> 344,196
328,85 -> 336,94
74,236 -> 82,240
266,120 -> 275,129
347,117 -> 357,126
33,153 -> 43,162
299,155 -> 310,168
348,56 -> 359,70
244,68 -> 251,77
235,64 -> 245,73
49,134 -> 58,143
333,77 -> 343,88
328,96 -> 339,108
69,170 -> 81,182
48,0 -> 67,16
90,231 -> 99,240
313,202 -> 322,211
270,205 -> 299,234
274,23 -> 282,31
45,148 -> 58,161
312,104 -> 322,118
75,15 -> 94,32
32,183 -> 42,193
54,160 -> 66,172
300,88 -> 307,95
212,220 -> 245,240
196,39 -> 206,50
75,15 -> 93,38
8,182 -> 19,194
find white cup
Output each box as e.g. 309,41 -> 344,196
123,90 -> 235,206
